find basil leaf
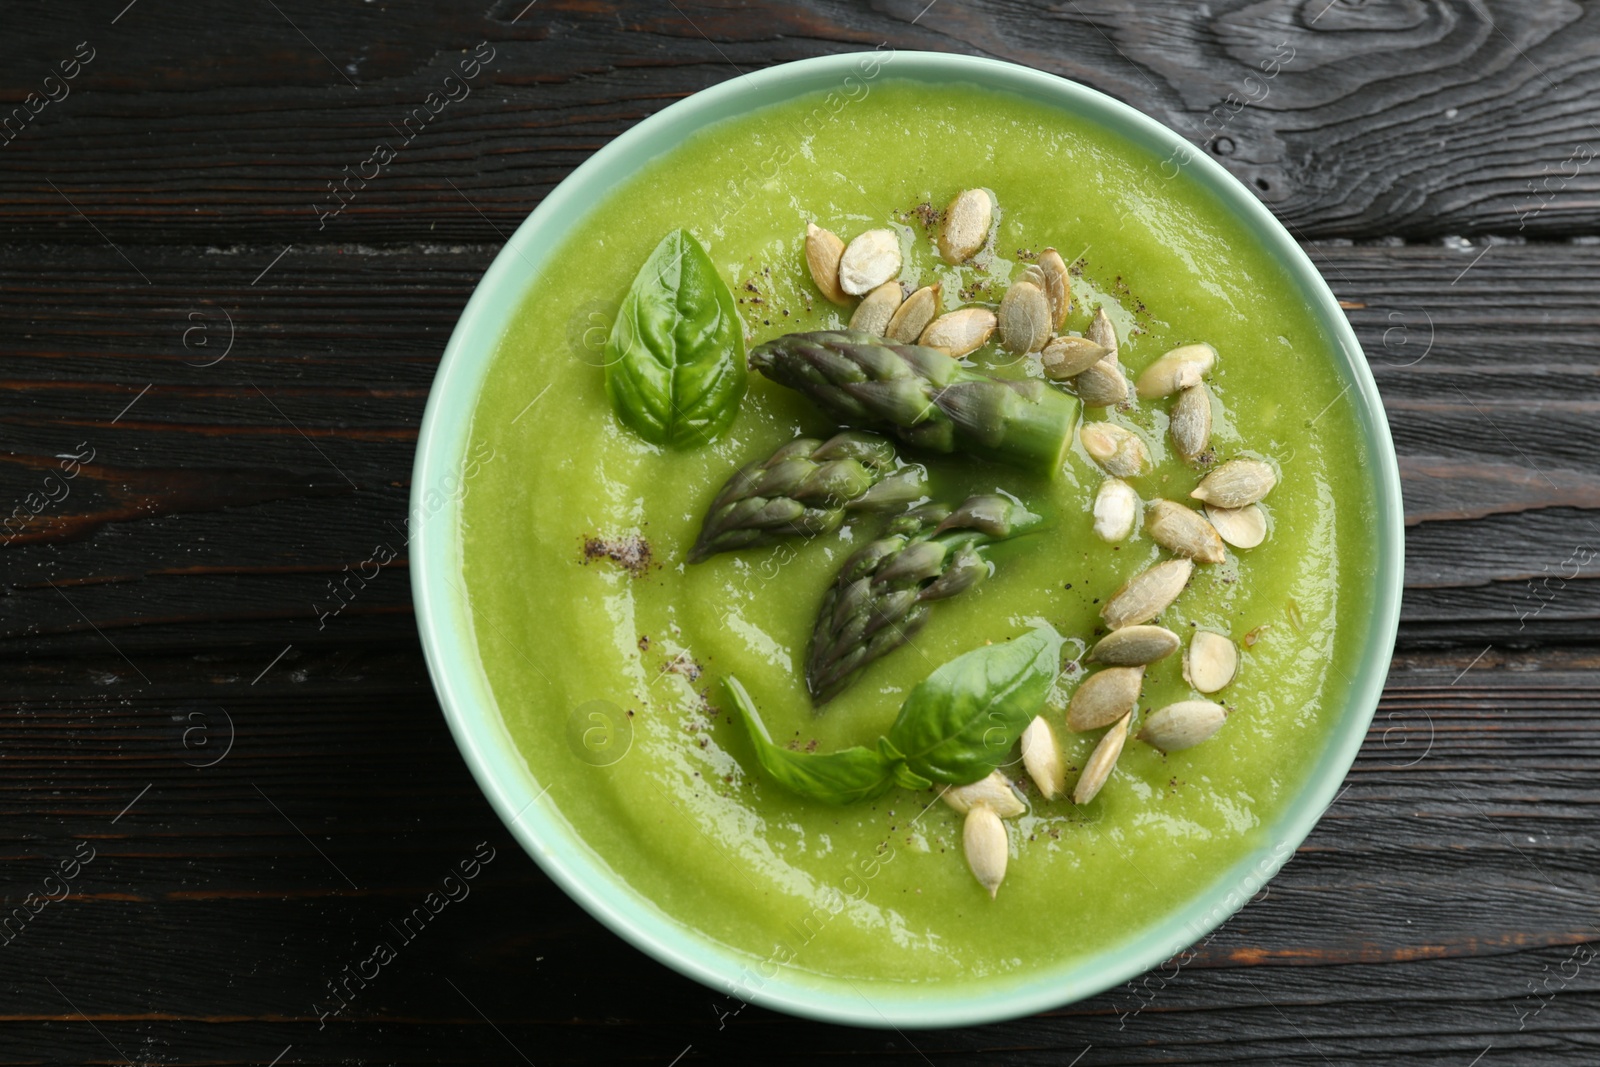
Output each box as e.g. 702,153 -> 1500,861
877,737 -> 933,792
604,229 -> 746,448
724,677 -> 893,806
885,626 -> 1064,787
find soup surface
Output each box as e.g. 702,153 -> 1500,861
458,77 -> 1376,993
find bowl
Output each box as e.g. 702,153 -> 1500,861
411,50 -> 1403,1028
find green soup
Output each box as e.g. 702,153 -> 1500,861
459,79 -> 1376,993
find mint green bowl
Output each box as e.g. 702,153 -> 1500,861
412,51 -> 1403,1029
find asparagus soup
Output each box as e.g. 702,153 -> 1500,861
457,77 -> 1377,991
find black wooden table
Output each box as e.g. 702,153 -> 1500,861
4,2 -> 1597,1063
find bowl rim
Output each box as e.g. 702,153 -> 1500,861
411,49 -> 1404,1029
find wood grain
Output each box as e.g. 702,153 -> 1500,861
6,242 -> 1597,656
2,1 -> 1598,243
0,655 -> 1594,1065
3,1 -> 1599,1064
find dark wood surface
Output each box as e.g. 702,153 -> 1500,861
3,1 -> 1597,1063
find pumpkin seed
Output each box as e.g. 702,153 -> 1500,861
1205,503 -> 1268,549
1020,716 -> 1065,800
1073,355 -> 1129,407
1040,335 -> 1109,380
885,283 -> 940,343
963,803 -> 1008,898
998,279 -> 1052,355
1191,458 -> 1277,508
939,188 -> 993,264
1089,624 -> 1180,667
1037,248 -> 1070,329
1066,665 -> 1144,732
1073,711 -> 1130,805
1170,382 -> 1212,460
804,222 -> 850,305
1185,631 -> 1238,694
1080,422 -> 1149,477
1100,558 -> 1193,630
838,228 -> 902,296
848,280 -> 903,336
1087,306 -> 1118,358
1145,499 -> 1226,564
1137,699 -> 1228,753
940,769 -> 1026,818
1092,477 -> 1139,542
1021,264 -> 1047,290
918,307 -> 997,357
1136,342 -> 1216,399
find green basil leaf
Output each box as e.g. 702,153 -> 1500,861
877,737 -> 934,791
725,676 -> 893,806
885,626 -> 1064,787
604,229 -> 746,448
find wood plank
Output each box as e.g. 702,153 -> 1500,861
5,241 -> 1600,657
0,652 -> 1595,1063
1,1 -> 1598,243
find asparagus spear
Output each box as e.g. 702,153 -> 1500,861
808,494 -> 1044,704
748,330 -> 1076,476
688,431 -> 929,563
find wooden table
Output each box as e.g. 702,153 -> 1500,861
4,2 -> 1596,1063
